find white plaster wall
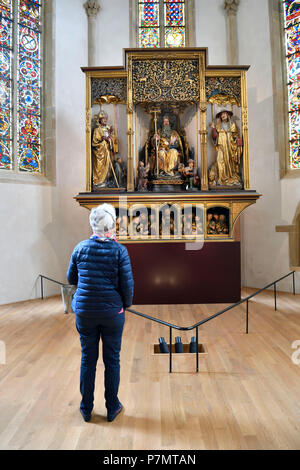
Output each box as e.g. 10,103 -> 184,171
238,0 -> 283,286
0,184 -> 58,304
96,0 -> 130,66
195,0 -> 227,65
47,0 -> 90,290
282,179 -> 300,224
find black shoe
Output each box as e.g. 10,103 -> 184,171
80,408 -> 91,422
107,403 -> 123,422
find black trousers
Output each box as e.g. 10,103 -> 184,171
75,312 -> 125,415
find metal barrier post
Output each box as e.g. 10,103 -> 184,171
196,326 -> 199,373
169,327 -> 172,374
293,271 -> 296,295
246,299 -> 249,334
39,275 -> 66,300
40,276 -> 44,300
274,283 -> 277,311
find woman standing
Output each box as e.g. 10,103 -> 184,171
67,203 -> 134,423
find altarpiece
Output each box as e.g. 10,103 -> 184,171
75,48 -> 260,244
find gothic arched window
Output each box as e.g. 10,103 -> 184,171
282,0 -> 300,169
0,0 -> 42,174
138,0 -> 186,48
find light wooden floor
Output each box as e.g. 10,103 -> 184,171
0,289 -> 300,450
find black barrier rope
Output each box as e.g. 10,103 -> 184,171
39,271 -> 297,373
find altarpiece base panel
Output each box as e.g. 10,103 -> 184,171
74,191 -> 259,243
126,241 -> 241,305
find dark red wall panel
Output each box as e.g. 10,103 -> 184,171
125,242 -> 241,305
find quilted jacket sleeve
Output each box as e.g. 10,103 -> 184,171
67,247 -> 79,286
118,245 -> 134,309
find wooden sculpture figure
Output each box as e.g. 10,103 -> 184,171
209,110 -> 243,188
151,115 -> 183,177
92,110 -> 118,188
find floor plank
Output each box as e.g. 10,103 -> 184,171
0,289 -> 300,450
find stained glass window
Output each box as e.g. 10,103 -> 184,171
17,0 -> 41,172
138,0 -> 185,48
283,1 -> 300,169
0,0 -> 42,173
0,0 -> 12,170
138,1 -> 160,48
164,1 -> 185,48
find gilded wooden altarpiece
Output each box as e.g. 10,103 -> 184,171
77,48 -> 260,243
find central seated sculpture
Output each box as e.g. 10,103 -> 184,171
145,111 -> 190,191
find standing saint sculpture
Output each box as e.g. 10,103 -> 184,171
92,110 -> 118,188
208,109 -> 243,188
150,115 -> 183,177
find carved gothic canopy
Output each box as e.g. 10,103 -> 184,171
132,59 -> 200,104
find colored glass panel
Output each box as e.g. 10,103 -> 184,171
286,23 -> 300,55
139,27 -> 160,47
284,0 -> 300,28
287,51 -> 300,82
164,2 -> 184,26
0,138 -> 11,169
0,0 -> 12,20
0,15 -> 12,47
139,2 -> 159,27
288,81 -> 300,111
18,82 -> 40,113
284,2 -> 300,168
19,26 -> 40,60
18,140 -> 40,172
0,1 -> 12,170
17,0 -> 41,173
0,47 -> 11,79
18,56 -> 40,84
291,140 -> 300,168
0,106 -> 11,139
138,1 -> 186,49
19,0 -> 41,30
0,78 -> 11,108
165,27 -> 185,47
289,110 -> 300,137
18,112 -> 40,142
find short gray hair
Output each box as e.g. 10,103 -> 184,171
89,203 -> 116,236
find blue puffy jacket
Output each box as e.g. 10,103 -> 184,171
67,237 -> 134,318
